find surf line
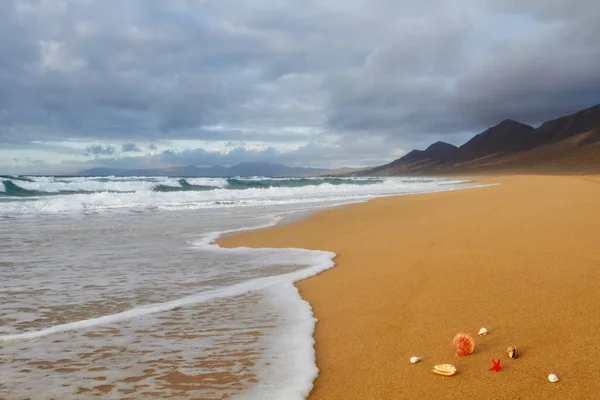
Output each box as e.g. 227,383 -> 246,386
1,221 -> 336,343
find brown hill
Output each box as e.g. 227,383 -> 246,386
399,141 -> 458,164
454,119 -> 534,162
361,104 -> 600,175
367,141 -> 458,175
526,104 -> 600,149
450,127 -> 600,174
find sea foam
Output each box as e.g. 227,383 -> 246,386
0,218 -> 335,400
0,176 -> 470,217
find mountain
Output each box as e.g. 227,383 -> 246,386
453,120 -> 534,162
359,104 -> 600,175
366,141 -> 458,175
76,162 -> 330,177
525,104 -> 600,149
465,127 -> 600,174
399,141 -> 458,164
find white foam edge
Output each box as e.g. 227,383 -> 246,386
229,280 -> 320,400
0,216 -> 335,343
0,252 -> 335,343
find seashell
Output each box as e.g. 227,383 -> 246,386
410,356 -> 421,364
432,364 -> 457,376
453,332 -> 475,356
507,346 -> 518,359
478,327 -> 488,336
548,374 -> 559,383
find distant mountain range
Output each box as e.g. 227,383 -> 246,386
77,162 -> 330,177
360,104 -> 600,175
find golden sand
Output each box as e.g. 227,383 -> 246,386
218,175 -> 600,399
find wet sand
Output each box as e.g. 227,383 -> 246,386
218,175 -> 600,399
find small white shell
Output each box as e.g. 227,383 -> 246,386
548,374 -> 559,383
410,356 -> 421,364
478,327 -> 488,336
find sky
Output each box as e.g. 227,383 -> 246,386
1,0 -> 599,174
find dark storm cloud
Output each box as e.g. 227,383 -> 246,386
449,0 -> 600,126
325,13 -> 472,135
325,0 -> 600,136
1,0 -> 599,171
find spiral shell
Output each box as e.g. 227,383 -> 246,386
453,332 -> 475,356
548,374 -> 559,383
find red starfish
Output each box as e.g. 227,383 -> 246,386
489,359 -> 502,372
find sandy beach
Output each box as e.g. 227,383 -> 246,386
218,175 -> 600,399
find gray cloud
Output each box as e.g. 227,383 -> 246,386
486,0 -> 600,21
325,1 -> 600,136
121,143 -> 142,153
1,0 -> 599,172
160,146 -> 279,167
84,144 -> 117,157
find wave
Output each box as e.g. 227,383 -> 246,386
0,176 -> 193,196
0,179 -> 97,197
154,178 -> 219,192
225,177 -> 382,189
0,176 -> 384,196
0,176 -> 471,217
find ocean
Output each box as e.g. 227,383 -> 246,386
0,175 -> 469,399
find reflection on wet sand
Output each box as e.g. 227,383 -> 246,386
1,292 -> 279,399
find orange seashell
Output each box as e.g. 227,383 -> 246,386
453,332 -> 475,356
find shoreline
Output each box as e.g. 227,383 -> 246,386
217,175 -> 600,399
217,178 -> 479,239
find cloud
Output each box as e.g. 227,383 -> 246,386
84,144 -> 117,157
159,146 -> 277,167
325,13 -> 472,135
121,143 -> 142,152
1,0 -> 599,173
148,144 -> 157,150
324,1 -> 600,136
67,135 -> 405,171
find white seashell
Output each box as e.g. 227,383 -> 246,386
548,374 -> 559,383
410,356 -> 421,364
432,364 -> 457,376
478,327 -> 488,336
